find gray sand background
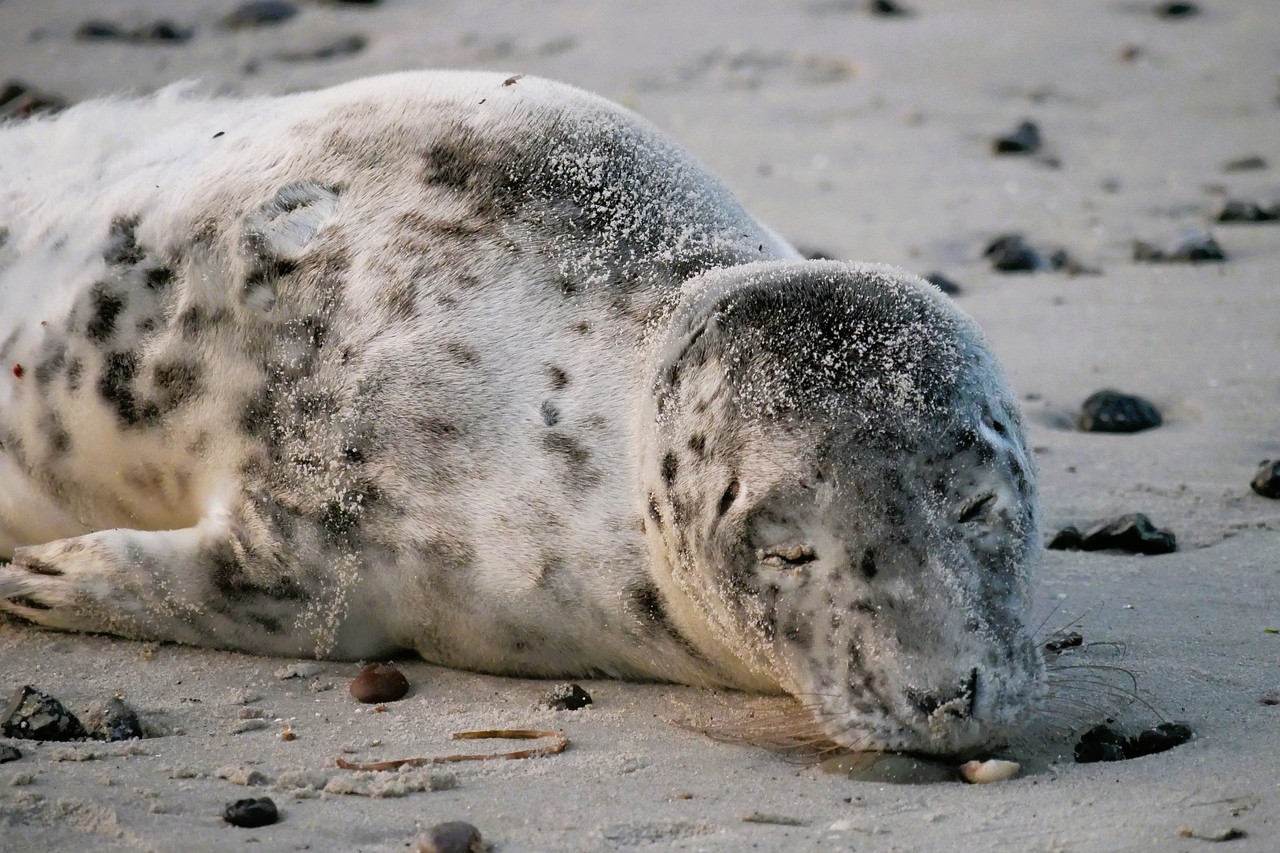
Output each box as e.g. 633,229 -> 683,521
1,1 -> 1278,850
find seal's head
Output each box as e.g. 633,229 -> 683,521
643,261 -> 1043,758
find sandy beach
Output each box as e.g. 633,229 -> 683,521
1,1 -> 1278,850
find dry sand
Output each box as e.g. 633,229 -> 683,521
1,0 -> 1278,850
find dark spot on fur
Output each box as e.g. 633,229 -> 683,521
859,549 -> 878,580
444,340 -> 480,366
542,432 -> 599,489
244,257 -> 297,297
178,305 -> 231,337
145,267 -> 173,290
421,139 -> 477,190
687,433 -> 706,458
208,543 -> 309,603
240,389 -> 272,437
86,283 -> 125,343
572,321 -> 590,335
661,451 -> 678,487
647,493 -> 661,522
417,417 -> 460,440
33,341 -> 67,385
717,479 -> 740,517
628,583 -> 668,626
151,359 -> 202,411
546,365 -> 570,390
66,358 -> 83,391
104,217 -> 143,266
46,416 -> 72,455
98,350 -> 159,427
342,445 -> 365,464
540,400 -> 560,427
781,611 -> 813,647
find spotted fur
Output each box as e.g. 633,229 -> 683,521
0,71 -> 1041,756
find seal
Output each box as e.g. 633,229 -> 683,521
0,71 -> 1042,757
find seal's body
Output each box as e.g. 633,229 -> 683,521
0,72 -> 1042,756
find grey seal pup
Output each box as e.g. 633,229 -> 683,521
0,71 -> 1041,757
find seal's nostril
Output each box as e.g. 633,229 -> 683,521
909,669 -> 980,719
966,667 -> 980,717
958,492 -> 997,523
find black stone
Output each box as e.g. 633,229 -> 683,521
983,233 -> 1043,272
1250,460 -> 1280,499
0,744 -> 21,764
1127,722 -> 1193,757
1074,724 -> 1129,763
75,20 -> 124,40
84,697 -> 143,741
75,19 -> 192,44
1079,513 -> 1176,555
223,797 -> 279,828
869,0 -> 911,17
1132,230 -> 1226,263
992,120 -> 1042,155
1221,155 -> 1267,173
796,245 -> 836,261
1044,631 -> 1083,653
1,686 -> 88,742
543,683 -> 593,711
1154,2 -> 1198,18
274,34 -> 367,62
1078,390 -> 1162,433
0,80 -> 67,120
1046,525 -> 1083,550
1215,199 -> 1280,223
922,271 -> 961,295
223,1 -> 298,29
417,821 -> 483,853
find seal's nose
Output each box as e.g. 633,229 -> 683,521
908,668 -> 979,719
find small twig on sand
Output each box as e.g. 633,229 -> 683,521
334,729 -> 569,771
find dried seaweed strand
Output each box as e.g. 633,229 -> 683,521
335,728 -> 568,771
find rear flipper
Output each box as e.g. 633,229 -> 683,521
0,496 -> 395,660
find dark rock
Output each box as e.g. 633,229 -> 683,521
349,663 -> 410,703
1221,155 -> 1267,172
2,686 -> 88,741
1250,459 -> 1280,499
140,21 -> 193,43
1044,631 -> 1083,653
992,119 -> 1042,155
1154,1 -> 1198,18
983,233 -> 1043,272
223,797 -> 279,828
869,0 -> 912,16
223,1 -> 298,29
415,821 -> 484,853
0,744 -> 21,764
274,33 -> 367,62
1046,525 -> 1082,550
1075,724 -> 1129,763
1215,199 -> 1280,223
0,80 -> 67,120
1079,389 -> 1162,433
543,683 -> 593,711
84,697 -> 143,742
1046,248 -> 1100,276
796,245 -> 836,261
1080,513 -> 1176,555
74,20 -> 124,40
1127,721 -> 1193,757
922,271 -> 961,295
1133,229 -> 1226,263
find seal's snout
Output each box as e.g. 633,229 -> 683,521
908,667 -> 979,721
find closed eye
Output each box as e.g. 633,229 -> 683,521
958,492 -> 997,524
757,542 -> 817,569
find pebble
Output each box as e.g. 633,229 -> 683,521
1127,721 -> 1193,757
959,758 -> 1020,784
274,34 -> 367,62
0,80 -> 67,120
415,821 -> 484,853
1221,154 -> 1267,172
796,245 -> 836,261
84,697 -> 143,742
349,663 -> 410,703
1215,199 -> 1280,223
1046,525 -> 1083,550
543,682 -> 593,710
1078,389 -> 1162,433
74,19 -> 193,44
1076,721 -> 1192,763
1080,513 -> 1177,555
0,745 -> 20,764
223,797 -> 279,828
223,1 -> 298,29
922,271 -> 962,295
992,119 -> 1041,155
1,686 -> 87,742
1154,1 -> 1198,18
983,233 -> 1043,272
1251,460 -> 1280,499
1044,631 -> 1083,652
1132,229 -> 1226,262
1074,724 -> 1129,763
869,0 -> 912,16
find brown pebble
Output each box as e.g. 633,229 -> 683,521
280,729 -> 296,741
349,663 -> 409,703
415,820 -> 484,853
